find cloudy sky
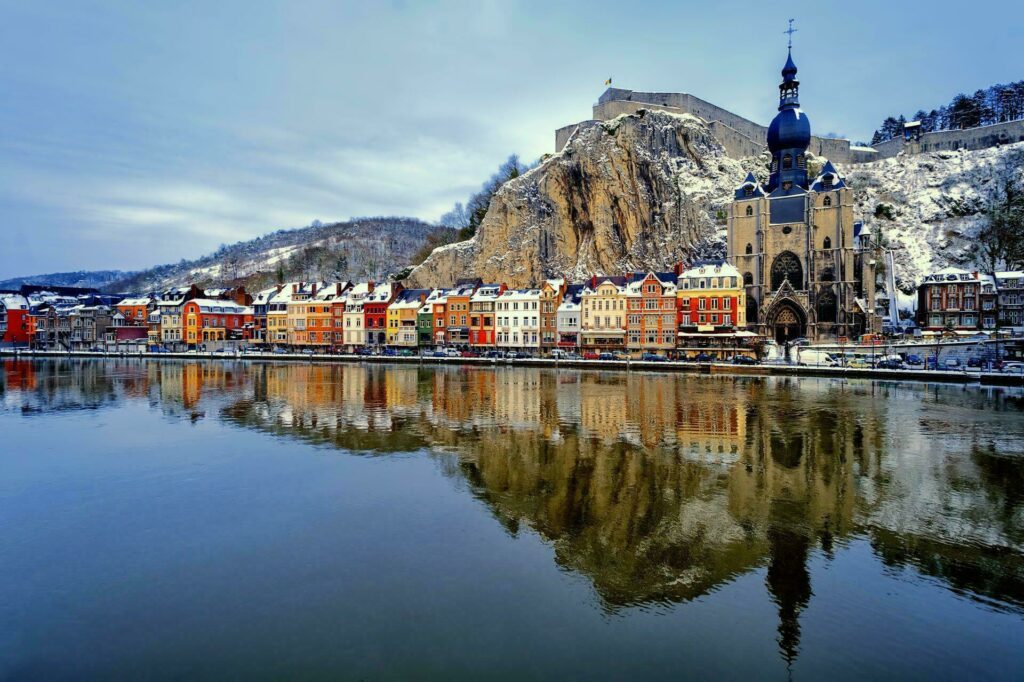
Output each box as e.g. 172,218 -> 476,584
1,0 -> 1019,278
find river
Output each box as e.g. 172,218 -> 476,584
1,359 -> 1022,679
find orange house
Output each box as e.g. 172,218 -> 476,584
116,297 -> 155,326
182,298 -> 254,347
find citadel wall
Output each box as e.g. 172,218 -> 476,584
556,88 -> 1024,165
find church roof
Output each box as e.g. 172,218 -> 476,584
734,172 -> 766,199
782,49 -> 798,81
810,161 -> 847,192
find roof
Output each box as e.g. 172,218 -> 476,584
0,294 -> 28,310
184,298 -> 250,314
810,161 -> 847,192
116,297 -> 154,307
734,172 -> 766,200
679,261 -> 741,279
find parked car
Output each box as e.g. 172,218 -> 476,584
212,347 -> 231,354
300,348 -> 315,356
382,348 -> 398,357
461,350 -> 479,358
445,348 -> 461,358
550,349 -> 574,359
967,357 -> 983,368
641,353 -> 667,362
731,355 -> 757,365
582,352 -> 600,360
485,350 -> 504,358
506,351 -> 522,360
398,349 -> 415,357
598,352 -> 615,361
89,346 -> 104,352
692,353 -> 714,363
1001,362 -> 1024,374
905,354 -> 924,366
272,347 -> 288,354
875,358 -> 904,370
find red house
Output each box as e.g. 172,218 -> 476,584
363,282 -> 402,347
0,294 -> 31,346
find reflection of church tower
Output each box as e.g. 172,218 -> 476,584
728,39 -> 879,343
767,503 -> 813,665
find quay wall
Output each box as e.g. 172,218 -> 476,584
4,349 -> 1021,387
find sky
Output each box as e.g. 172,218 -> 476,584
1,0 -> 1021,279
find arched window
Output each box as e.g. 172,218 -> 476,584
745,205 -> 753,216
783,154 -> 793,169
823,196 -> 832,207
797,154 -> 806,169
816,290 -> 837,323
820,267 -> 835,282
823,236 -> 832,250
745,243 -> 753,255
770,251 -> 803,291
743,272 -> 753,286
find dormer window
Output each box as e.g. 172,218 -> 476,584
744,186 -> 754,197
797,154 -> 806,169
745,205 -> 753,216
822,175 -> 834,189
783,154 -> 793,169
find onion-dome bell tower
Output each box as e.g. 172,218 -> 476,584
766,44 -> 811,195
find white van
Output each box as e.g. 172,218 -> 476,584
797,348 -> 836,366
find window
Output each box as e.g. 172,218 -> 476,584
745,205 -> 753,217
797,154 -> 806,169
822,175 -> 834,189
743,272 -> 753,286
783,154 -> 792,169
823,196 -> 832,207
744,186 -> 753,197
745,243 -> 753,255
823,236 -> 832,249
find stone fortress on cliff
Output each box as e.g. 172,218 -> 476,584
556,89 -> 1024,164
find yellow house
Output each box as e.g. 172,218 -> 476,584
580,276 -> 627,353
386,288 -> 429,347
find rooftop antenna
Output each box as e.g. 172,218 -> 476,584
784,19 -> 797,50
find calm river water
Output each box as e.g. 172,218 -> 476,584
1,359 -> 1023,679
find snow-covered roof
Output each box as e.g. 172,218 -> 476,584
679,261 -> 741,280
185,299 -> 250,314
117,297 -> 154,307
0,294 -> 28,310
904,120 -> 922,128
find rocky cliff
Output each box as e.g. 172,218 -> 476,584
409,108 -> 1024,291
408,110 -> 756,287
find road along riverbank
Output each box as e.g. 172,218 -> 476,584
4,349 -> 1023,387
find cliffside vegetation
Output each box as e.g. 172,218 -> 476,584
872,81 -> 1024,143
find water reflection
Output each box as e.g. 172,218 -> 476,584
3,358 -> 1023,664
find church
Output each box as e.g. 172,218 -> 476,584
727,47 -> 881,343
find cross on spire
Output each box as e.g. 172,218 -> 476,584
784,19 -> 797,50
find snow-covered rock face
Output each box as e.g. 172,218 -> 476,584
843,143 -> 1024,292
409,108 -> 1024,290
409,110 -> 755,288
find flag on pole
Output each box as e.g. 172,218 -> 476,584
605,77 -> 612,86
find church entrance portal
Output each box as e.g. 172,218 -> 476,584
770,301 -> 806,343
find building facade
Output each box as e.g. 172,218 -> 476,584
625,272 -> 677,356
917,268 -> 995,332
726,48 -> 880,343
580,277 -> 626,353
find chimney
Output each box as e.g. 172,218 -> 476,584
367,281 -> 375,293
590,275 -> 597,289
674,261 -> 684,276
291,284 -> 298,294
